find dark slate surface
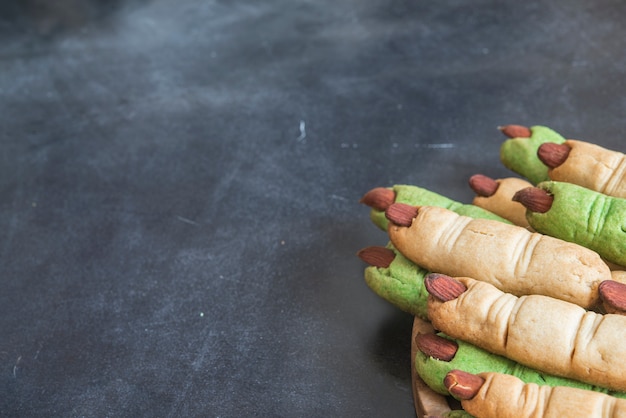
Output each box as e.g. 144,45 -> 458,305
1,1 -> 624,416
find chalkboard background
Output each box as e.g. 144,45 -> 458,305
1,1 -> 625,416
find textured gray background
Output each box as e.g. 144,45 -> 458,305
1,1 -> 625,416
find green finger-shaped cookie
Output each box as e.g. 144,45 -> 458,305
415,333 -> 626,400
366,184 -> 510,231
440,410 -> 473,418
499,125 -> 565,184
521,180 -> 626,267
362,243 -> 431,320
361,192 -> 513,318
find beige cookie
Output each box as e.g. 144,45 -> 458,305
472,176 -> 533,228
388,205 -> 611,308
429,277 -> 626,392
460,372 -> 626,418
549,139 -> 626,198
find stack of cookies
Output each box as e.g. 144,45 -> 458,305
358,125 -> 626,418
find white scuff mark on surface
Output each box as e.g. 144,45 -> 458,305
176,215 -> 200,226
13,356 -> 22,378
296,120 -> 306,141
34,342 -> 43,360
329,194 -> 348,202
416,143 -> 456,149
426,143 -> 455,148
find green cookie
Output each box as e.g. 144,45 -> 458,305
526,180 -> 626,267
365,189 -> 512,317
415,333 -> 626,400
364,243 -> 430,320
369,184 -> 510,231
441,410 -> 474,418
499,125 -> 565,184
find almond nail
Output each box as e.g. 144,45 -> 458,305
468,174 -> 499,197
424,273 -> 467,302
599,280 -> 626,314
415,333 -> 458,361
537,142 -> 571,169
444,370 -> 485,400
385,203 -> 419,227
498,124 -> 532,138
357,246 -> 395,268
360,187 -> 396,211
512,187 -> 554,213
